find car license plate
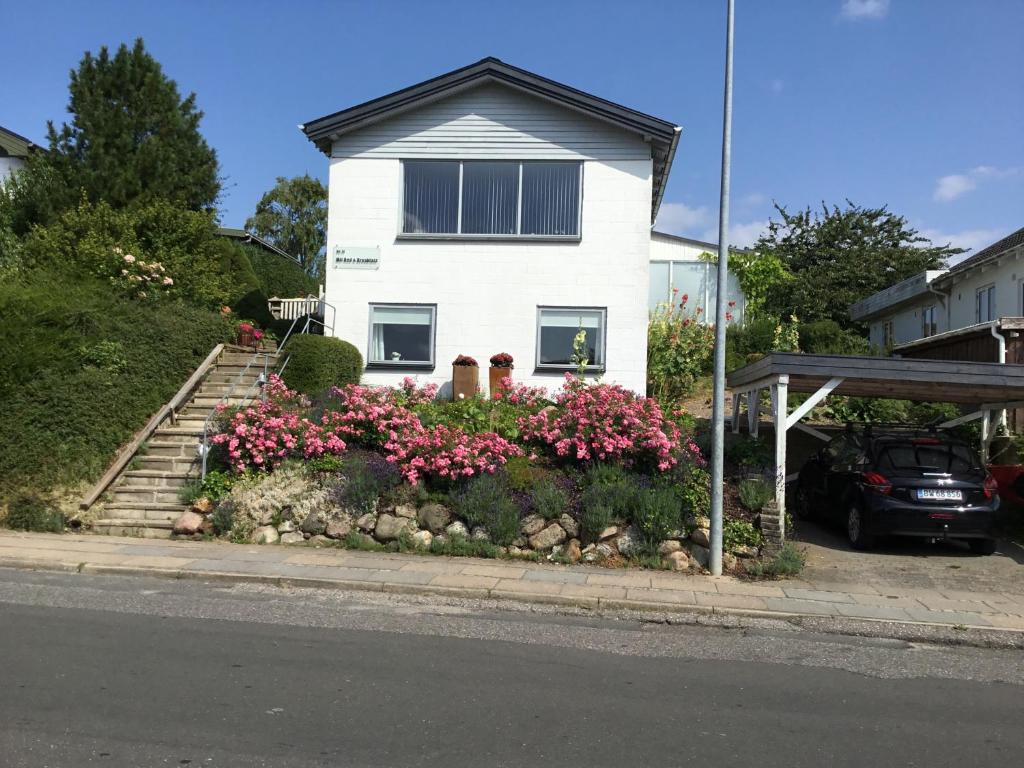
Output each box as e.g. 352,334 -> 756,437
917,488 -> 963,501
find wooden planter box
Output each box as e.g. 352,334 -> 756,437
452,365 -> 479,400
489,366 -> 512,398
236,328 -> 256,348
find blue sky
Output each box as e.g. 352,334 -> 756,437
3,0 -> 1021,259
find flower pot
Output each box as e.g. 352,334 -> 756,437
236,328 -> 255,347
489,366 -> 512,398
452,365 -> 479,400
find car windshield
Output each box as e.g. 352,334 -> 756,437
875,441 -> 980,474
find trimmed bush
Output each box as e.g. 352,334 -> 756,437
632,486 -> 683,552
451,473 -> 519,545
4,493 -> 64,533
798,320 -> 869,356
281,334 -> 362,395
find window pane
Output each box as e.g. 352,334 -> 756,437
539,309 -> 604,366
461,162 -> 518,234
521,163 -> 579,235
649,262 -> 670,311
403,162 -> 458,233
671,262 -> 706,318
370,306 -> 433,364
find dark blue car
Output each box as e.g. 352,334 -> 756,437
795,428 -> 1000,554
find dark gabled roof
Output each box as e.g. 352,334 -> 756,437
301,57 -> 681,223
216,227 -> 300,264
936,225 -> 1024,282
0,125 -> 41,158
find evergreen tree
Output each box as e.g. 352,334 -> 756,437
46,38 -> 220,212
246,175 -> 328,276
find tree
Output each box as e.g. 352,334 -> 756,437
45,38 -> 220,213
245,175 -> 328,277
756,202 -> 962,329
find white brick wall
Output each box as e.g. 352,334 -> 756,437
324,156 -> 652,395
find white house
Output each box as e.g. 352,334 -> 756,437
301,58 -> 739,395
0,125 -> 39,184
850,226 -> 1024,350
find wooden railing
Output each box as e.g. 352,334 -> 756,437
78,344 -> 225,511
268,294 -> 323,321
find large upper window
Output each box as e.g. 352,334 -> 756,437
368,304 -> 436,368
536,307 -> 605,371
402,160 -> 580,237
921,305 -> 937,338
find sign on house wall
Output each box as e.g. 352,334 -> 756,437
333,246 -> 380,270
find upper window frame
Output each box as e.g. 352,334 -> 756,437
365,302 -> 438,372
976,283 -> 996,323
397,159 -> 583,242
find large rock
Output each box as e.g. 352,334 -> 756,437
309,535 -> 332,547
598,525 -> 619,541
733,544 -> 759,559
278,520 -> 296,534
471,526 -> 491,542
528,523 -> 567,551
172,510 -> 204,535
595,542 -> 616,559
280,531 -> 305,545
250,525 -> 279,545
325,516 -> 352,540
411,530 -> 433,549
690,528 -> 710,548
394,503 -> 417,520
658,539 -> 683,555
445,520 -> 470,538
663,550 -> 691,571
565,539 -> 582,564
688,543 -> 710,569
356,513 -> 377,532
615,527 -> 643,558
723,552 -> 739,571
558,514 -> 580,539
300,512 -> 327,536
374,513 -> 415,542
520,514 -> 546,536
417,503 -> 451,534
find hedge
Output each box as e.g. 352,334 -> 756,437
281,334 -> 362,395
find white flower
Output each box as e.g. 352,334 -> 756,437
123,254 -> 136,263
120,269 -> 128,276
162,277 -> 173,286
458,393 -> 465,400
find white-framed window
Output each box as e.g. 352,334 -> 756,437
882,319 -> 894,349
401,160 -> 581,238
921,305 -> 937,338
976,284 -> 996,323
536,307 -> 606,371
367,304 -> 436,369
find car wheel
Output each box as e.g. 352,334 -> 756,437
968,538 -> 998,556
795,484 -> 814,520
846,502 -> 874,550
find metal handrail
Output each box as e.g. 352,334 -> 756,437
200,302 -> 336,478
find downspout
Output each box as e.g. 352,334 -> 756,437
927,282 -> 950,332
991,321 -> 1008,430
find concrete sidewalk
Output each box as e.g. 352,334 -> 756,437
1,530 -> 1023,632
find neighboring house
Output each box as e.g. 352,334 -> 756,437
850,226 -> 1024,351
649,231 -> 745,323
301,57 -> 740,394
0,125 -> 40,183
216,226 -> 302,265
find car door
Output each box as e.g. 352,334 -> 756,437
803,436 -> 843,508
824,435 -> 862,518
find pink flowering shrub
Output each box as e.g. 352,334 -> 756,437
396,376 -> 440,405
519,374 -> 692,472
320,384 -> 423,449
494,377 -> 549,407
385,424 -> 523,486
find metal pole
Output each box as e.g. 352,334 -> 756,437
709,0 -> 735,576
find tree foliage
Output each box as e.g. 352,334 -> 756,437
44,38 -> 220,215
246,175 -> 328,276
756,202 -> 962,329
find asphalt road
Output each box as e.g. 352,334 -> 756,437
1,568 -> 1021,767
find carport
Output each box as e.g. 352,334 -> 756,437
725,352 -> 1024,540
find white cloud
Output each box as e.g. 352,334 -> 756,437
654,201 -> 714,235
933,165 -> 1019,201
699,220 -> 768,249
840,0 -> 890,20
918,226 -> 1006,263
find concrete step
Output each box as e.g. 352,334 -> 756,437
91,519 -> 175,538
143,440 -> 196,457
111,486 -> 187,505
121,470 -> 193,488
153,426 -> 205,439
100,501 -> 188,520
189,395 -> 256,409
135,455 -> 200,474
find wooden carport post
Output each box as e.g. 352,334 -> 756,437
770,375 -> 789,540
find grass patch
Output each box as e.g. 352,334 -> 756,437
3,493 -> 64,533
744,542 -> 805,579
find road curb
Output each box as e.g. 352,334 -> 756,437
4,556 -> 1023,648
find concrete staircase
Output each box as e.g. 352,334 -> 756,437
90,346 -> 277,538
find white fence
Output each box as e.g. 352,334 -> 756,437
268,294 -> 324,321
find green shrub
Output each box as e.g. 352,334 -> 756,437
0,269 -> 229,498
429,532 -> 501,559
680,467 -> 711,520
580,500 -> 613,538
745,542 -> 805,578
647,299 -> 716,401
245,244 -> 319,300
329,453 -> 401,516
181,470 -> 234,504
209,500 -> 235,536
737,478 -> 773,512
530,476 -> 568,520
581,464 -> 642,524
798,320 -> 869,355
451,473 -> 520,546
726,317 -> 777,371
4,494 -> 64,533
502,456 -> 536,492
723,519 -> 763,552
725,436 -> 773,472
632,486 -> 683,552
281,334 -> 362,395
